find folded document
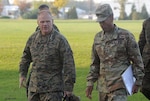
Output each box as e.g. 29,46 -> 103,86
121,65 -> 136,95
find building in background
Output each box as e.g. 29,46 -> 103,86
0,0 -> 149,19
1,5 -> 20,19
0,0 -> 20,19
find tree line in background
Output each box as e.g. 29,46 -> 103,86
0,0 -> 149,20
117,0 -> 149,20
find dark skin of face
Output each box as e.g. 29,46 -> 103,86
99,15 -> 115,33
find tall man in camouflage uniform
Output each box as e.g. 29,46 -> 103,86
19,10 -> 76,101
138,18 -> 150,100
85,4 -> 144,101
25,4 -> 60,97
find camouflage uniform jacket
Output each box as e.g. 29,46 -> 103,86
19,29 -> 76,93
138,18 -> 150,72
87,25 -> 144,93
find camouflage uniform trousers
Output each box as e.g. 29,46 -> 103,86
99,88 -> 127,101
141,62 -> 150,100
141,72 -> 150,100
28,91 -> 63,101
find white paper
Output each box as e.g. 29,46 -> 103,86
121,65 -> 136,95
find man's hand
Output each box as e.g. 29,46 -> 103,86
86,86 -> 93,99
132,84 -> 140,94
19,75 -> 26,88
64,91 -> 72,97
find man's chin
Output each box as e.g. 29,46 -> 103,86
41,31 -> 49,35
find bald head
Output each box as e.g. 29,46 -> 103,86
37,10 -> 53,35
38,10 -> 52,17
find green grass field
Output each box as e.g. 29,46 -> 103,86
0,19 -> 149,101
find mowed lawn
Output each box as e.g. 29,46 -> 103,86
0,19 -> 149,101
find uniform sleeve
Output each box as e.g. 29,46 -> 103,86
19,37 -> 32,77
127,33 -> 144,86
59,37 -> 76,92
86,43 -> 100,86
138,21 -> 146,54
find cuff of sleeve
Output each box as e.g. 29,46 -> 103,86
87,81 -> 94,86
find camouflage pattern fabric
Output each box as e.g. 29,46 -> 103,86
87,25 -> 144,93
26,23 -> 60,97
99,88 -> 127,101
138,18 -> 150,100
141,72 -> 150,100
138,18 -> 150,72
19,29 -> 76,94
28,91 -> 63,101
